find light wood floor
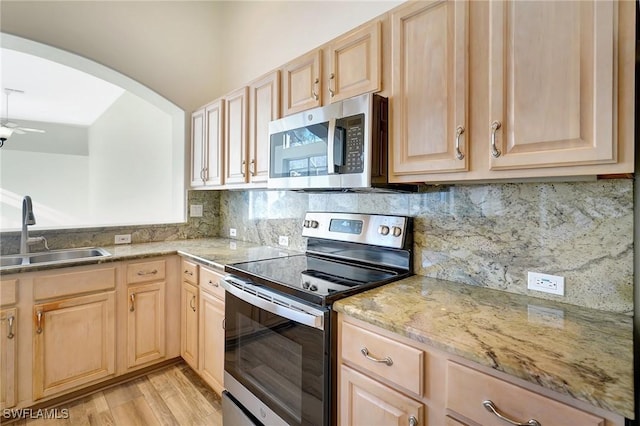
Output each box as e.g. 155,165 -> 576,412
8,362 -> 222,426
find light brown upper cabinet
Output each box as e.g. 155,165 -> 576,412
224,87 -> 250,185
488,1 -> 618,170
390,0 -> 469,178
248,71 -> 280,184
389,0 -> 635,183
190,99 -> 225,188
327,20 -> 382,103
282,50 -> 322,116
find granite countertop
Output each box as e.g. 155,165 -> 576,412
0,238 -> 298,275
333,275 -> 635,419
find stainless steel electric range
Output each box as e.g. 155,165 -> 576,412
221,212 -> 413,426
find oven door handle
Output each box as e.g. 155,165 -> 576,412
222,277 -> 325,331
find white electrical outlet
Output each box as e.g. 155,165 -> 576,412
114,234 -> 131,244
527,272 -> 565,296
229,228 -> 237,237
278,236 -> 289,247
189,204 -> 203,217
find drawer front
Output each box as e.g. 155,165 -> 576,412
446,362 -> 605,426
341,320 -> 423,396
34,267 -> 116,301
126,259 -> 166,284
0,279 -> 17,306
199,267 -> 225,299
182,260 -> 199,284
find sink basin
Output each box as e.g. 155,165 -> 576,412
0,247 -> 111,269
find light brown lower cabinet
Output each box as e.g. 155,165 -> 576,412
198,267 -> 226,395
340,364 -> 424,426
338,314 -> 625,426
181,281 -> 199,370
0,307 -> 17,409
33,292 -> 116,400
127,282 -> 166,368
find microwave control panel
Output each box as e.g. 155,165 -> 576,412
338,114 -> 365,174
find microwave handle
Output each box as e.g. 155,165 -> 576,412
327,118 -> 336,174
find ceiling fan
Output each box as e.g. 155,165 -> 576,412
0,88 -> 45,148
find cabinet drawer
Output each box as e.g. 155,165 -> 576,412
341,320 -> 423,396
446,362 -> 605,426
182,260 -> 199,284
199,267 -> 225,300
34,267 -> 116,301
126,259 -> 166,284
0,279 -> 17,306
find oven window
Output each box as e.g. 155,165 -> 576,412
225,292 -> 327,426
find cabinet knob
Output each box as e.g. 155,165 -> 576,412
408,416 -> 418,426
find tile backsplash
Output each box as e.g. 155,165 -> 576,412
220,180 -> 633,313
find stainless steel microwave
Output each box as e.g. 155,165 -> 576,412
268,93 -> 405,191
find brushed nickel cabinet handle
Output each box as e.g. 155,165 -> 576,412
137,269 -> 158,276
328,73 -> 335,98
7,315 -> 14,339
241,160 -> 246,177
190,295 -> 196,312
222,318 -> 226,330
209,280 -> 219,288
130,294 -> 136,312
408,416 -> 418,426
250,159 -> 256,176
312,78 -> 319,101
455,125 -> 465,160
360,347 -> 393,366
483,400 -> 541,426
490,121 -> 502,158
184,270 -> 193,276
36,311 -> 43,334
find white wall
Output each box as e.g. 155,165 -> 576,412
0,150 -> 89,229
88,91 -> 178,225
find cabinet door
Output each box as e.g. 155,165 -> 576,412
249,71 -> 280,185
488,1 -> 616,170
329,21 -> 381,103
224,87 -> 249,185
0,308 -> 16,409
390,0 -> 469,180
190,108 -> 206,187
33,292 -> 115,400
205,99 -> 225,186
127,282 -> 166,368
181,282 -> 199,370
282,50 -> 322,116
198,290 -> 225,395
340,365 -> 424,426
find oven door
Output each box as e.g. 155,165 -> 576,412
222,277 -> 330,426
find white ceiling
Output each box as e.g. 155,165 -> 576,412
1,47 -> 125,126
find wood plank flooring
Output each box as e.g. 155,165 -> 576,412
7,362 -> 222,426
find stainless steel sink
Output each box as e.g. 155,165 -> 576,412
0,247 -> 111,269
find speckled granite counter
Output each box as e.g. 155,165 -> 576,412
333,275 -> 635,419
0,238 -> 298,275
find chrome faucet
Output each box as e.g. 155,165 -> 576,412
20,196 -> 47,254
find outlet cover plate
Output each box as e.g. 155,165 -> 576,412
114,234 -> 131,244
189,204 -> 203,217
278,236 -> 289,247
527,272 -> 564,296
229,228 -> 237,237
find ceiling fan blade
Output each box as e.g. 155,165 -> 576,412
18,127 -> 45,133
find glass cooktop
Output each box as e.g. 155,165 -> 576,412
225,254 -> 401,305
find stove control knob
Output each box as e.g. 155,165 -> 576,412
303,220 -> 311,228
378,225 -> 390,236
310,220 -> 319,229
392,226 -> 402,237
